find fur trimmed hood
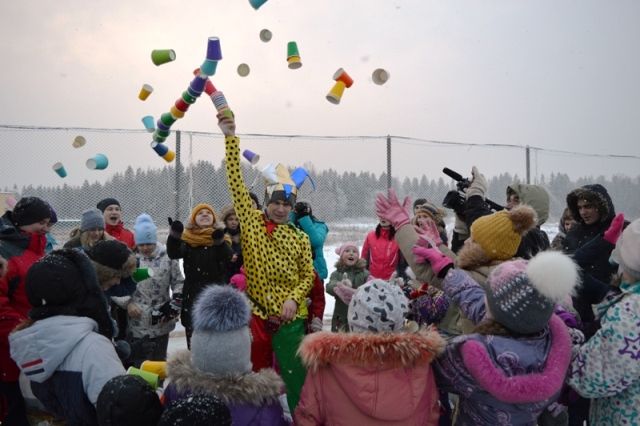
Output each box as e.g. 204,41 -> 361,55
166,350 -> 283,406
298,327 -> 445,372
566,184 -> 615,226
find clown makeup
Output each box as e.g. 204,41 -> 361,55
195,209 -> 214,228
340,247 -> 359,267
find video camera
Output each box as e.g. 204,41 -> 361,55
442,167 -> 504,212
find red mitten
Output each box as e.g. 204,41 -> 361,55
604,213 -> 625,245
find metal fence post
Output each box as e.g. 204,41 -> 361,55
525,145 -> 530,184
175,130 -> 181,220
386,135 -> 392,189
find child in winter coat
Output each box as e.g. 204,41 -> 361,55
166,203 -> 233,347
295,279 -> 445,425
361,218 -> 402,280
326,242 -> 369,332
64,208 -> 113,251
412,244 -> 578,425
9,249 -> 125,426
0,196 -> 51,425
164,285 -> 289,426
221,205 -> 243,282
567,218 -> 640,425
126,213 -> 184,367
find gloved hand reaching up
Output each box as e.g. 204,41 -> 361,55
168,217 -> 184,237
412,245 -> 454,278
375,188 -> 411,229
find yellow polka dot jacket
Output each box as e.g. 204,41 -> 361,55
225,136 -> 314,320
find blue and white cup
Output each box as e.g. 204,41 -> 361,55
142,116 -> 155,133
52,162 -> 67,178
86,154 -> 109,170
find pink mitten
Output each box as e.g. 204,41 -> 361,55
375,188 -> 411,229
334,283 -> 356,305
604,213 -> 625,245
412,246 -> 453,276
416,222 -> 443,247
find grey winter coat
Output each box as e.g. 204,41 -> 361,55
129,243 -> 184,338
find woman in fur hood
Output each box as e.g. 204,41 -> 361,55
164,285 -> 288,426
325,242 -> 369,332
295,279 -> 445,425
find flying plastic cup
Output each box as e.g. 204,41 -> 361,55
156,129 -> 170,138
162,150 -> 175,162
287,42 -> 302,69
153,133 -> 167,143
174,98 -> 190,113
151,142 -> 175,162
140,361 -> 167,380
52,162 -> 67,178
333,68 -> 354,88
206,37 -> 223,61
242,149 -> 260,165
72,135 -> 86,148
151,49 -> 176,66
138,84 -> 153,101
142,116 -> 155,132
127,366 -> 159,389
200,59 -> 218,76
181,91 -> 197,105
237,63 -> 250,77
372,68 -> 390,85
259,29 -> 272,42
86,154 -> 109,170
249,0 -> 268,9
132,267 -> 154,282
326,81 -> 346,105
160,112 -> 177,127
189,75 -> 207,95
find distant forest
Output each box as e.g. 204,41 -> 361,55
6,160 -> 640,224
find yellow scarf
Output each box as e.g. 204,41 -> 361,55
181,203 -> 217,247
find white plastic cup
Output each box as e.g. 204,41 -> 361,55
372,68 -> 390,85
72,135 -> 86,148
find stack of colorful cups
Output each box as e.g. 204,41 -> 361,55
326,68 -> 354,105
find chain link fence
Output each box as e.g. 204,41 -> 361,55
1,125 -> 639,246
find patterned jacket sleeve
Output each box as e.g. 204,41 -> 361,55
567,295 -> 640,398
169,259 -> 184,295
441,268 -> 487,324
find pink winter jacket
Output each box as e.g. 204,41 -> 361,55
361,227 -> 400,280
294,328 -> 445,426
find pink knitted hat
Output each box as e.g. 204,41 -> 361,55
335,242 -> 359,257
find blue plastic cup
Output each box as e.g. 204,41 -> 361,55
142,116 -> 155,132
52,162 -> 67,178
249,0 -> 268,10
86,154 -> 109,170
151,141 -> 169,156
206,37 -> 222,60
200,59 -> 218,76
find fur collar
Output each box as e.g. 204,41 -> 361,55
460,315 -> 571,403
298,327 -> 445,372
167,350 -> 283,406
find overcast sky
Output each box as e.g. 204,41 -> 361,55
1,0 -> 639,186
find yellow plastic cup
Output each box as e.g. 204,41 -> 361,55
140,360 -> 167,380
138,84 -> 153,100
326,81 -> 346,104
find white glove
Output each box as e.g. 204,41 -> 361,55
310,317 -> 323,332
466,166 -> 487,199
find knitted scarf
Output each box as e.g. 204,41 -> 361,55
181,203 -> 217,247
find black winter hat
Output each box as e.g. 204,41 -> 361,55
12,196 -> 52,227
97,375 -> 162,426
87,240 -> 132,270
97,198 -> 120,213
26,249 -> 114,339
158,395 -> 232,426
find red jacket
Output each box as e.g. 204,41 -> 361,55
1,228 -> 46,382
295,329 -> 445,425
305,272 -> 326,332
361,227 -> 400,280
105,222 -> 135,249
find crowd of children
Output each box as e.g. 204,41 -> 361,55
1,143 -> 639,425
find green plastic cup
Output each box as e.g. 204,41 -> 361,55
151,49 -> 176,66
156,129 -> 170,138
160,112 -> 177,127
181,91 -> 197,104
287,41 -> 299,58
127,366 -> 159,388
132,268 -> 154,282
